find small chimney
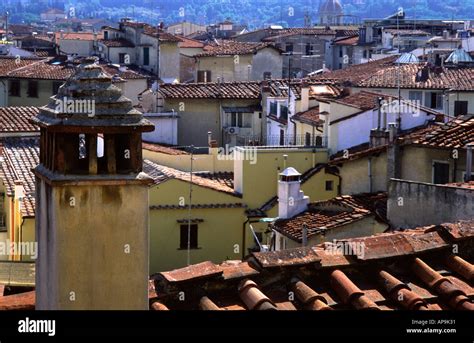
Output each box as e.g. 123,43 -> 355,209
302,224 -> 308,247
387,123 -> 401,180
388,122 -> 397,143
443,30 -> 449,39
261,80 -> 271,93
465,144 -> 473,182
14,180 -> 24,200
300,81 -> 310,112
278,167 -> 309,219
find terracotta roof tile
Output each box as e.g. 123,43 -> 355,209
142,142 -> 189,155
158,81 -> 261,99
399,117 -> 474,149
357,63 -> 474,91
0,290 -> 35,310
293,106 -> 323,126
151,219 -> 474,310
122,22 -> 181,42
98,38 -> 135,48
333,35 -> 359,46
0,137 -> 39,217
55,32 -> 103,43
6,59 -> 75,80
143,159 -> 239,196
0,106 -> 39,133
197,40 -> 279,57
309,56 -> 398,84
0,56 -> 43,77
178,37 -> 205,49
273,192 -> 387,242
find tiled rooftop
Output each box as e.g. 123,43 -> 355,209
0,56 -> 43,77
0,106 -> 39,134
357,63 -> 474,91
98,38 -> 135,48
197,40 -> 278,57
444,181 -> 474,189
273,192 -> 388,242
122,22 -> 181,42
158,81 -> 261,99
330,118 -> 473,164
6,59 -> 75,80
399,117 -> 474,149
143,159 -> 239,196
178,36 -> 205,49
54,32 -> 104,43
150,220 -> 474,310
142,142 -> 189,155
0,137 -> 39,217
309,56 -> 398,84
383,29 -> 430,36
333,35 -> 359,46
292,106 -> 323,126
3,58 -> 149,81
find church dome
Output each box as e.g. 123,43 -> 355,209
319,0 -> 343,15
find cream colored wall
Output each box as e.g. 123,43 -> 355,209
163,98 -> 259,147
401,146 -> 473,183
143,149 -> 233,173
8,79 -> 57,107
295,121 -> 324,140
149,178 -> 246,272
115,78 -> 148,106
160,42 -> 180,80
197,54 -> 253,82
337,152 -> 388,195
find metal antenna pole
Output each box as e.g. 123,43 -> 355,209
187,145 -> 194,266
397,12 -> 401,132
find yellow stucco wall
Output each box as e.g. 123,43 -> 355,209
143,148 -> 233,173
149,178 -> 246,272
235,148 -> 332,208
35,183 -> 149,310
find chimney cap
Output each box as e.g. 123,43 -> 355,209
279,167 -> 301,177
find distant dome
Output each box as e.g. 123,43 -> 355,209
396,53 -> 420,64
445,48 -> 473,64
319,0 -> 343,15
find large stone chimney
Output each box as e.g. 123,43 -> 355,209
278,167 -> 309,219
31,57 -> 154,310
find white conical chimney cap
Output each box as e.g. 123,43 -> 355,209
279,167 -> 301,177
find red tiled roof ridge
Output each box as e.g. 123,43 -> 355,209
143,159 -> 239,197
151,220 -> 473,310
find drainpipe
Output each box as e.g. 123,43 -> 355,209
465,144 -> 473,182
242,218 -> 249,259
368,157 -> 373,193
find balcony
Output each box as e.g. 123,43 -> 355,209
237,134 -> 328,147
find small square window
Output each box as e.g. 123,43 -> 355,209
325,180 -> 334,191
